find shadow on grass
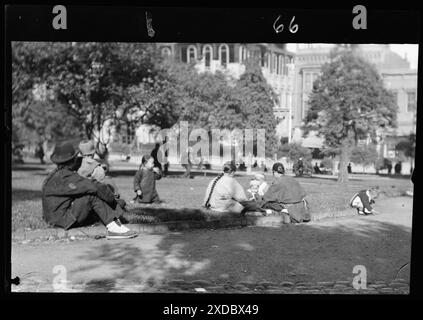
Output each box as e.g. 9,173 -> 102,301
71,215 -> 411,292
124,205 -> 258,226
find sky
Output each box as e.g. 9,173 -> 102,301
286,44 -> 419,70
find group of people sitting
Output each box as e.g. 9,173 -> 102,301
42,140 -> 379,241
203,161 -> 311,223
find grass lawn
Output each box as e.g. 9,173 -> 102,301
11,162 -> 413,232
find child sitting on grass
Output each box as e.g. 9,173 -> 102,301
247,173 -> 269,201
349,187 -> 379,215
133,155 -> 162,204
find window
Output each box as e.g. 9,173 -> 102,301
305,73 -> 311,91
407,91 -> 417,112
187,45 -> 197,63
121,125 -> 135,145
391,90 -> 399,106
203,45 -> 212,68
282,55 -> 287,75
273,54 -> 277,74
219,44 -> 229,67
239,46 -> 247,62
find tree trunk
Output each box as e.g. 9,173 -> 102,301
338,141 -> 350,184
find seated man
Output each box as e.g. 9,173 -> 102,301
42,141 -> 137,240
261,162 -> 311,223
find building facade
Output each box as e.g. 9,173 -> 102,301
156,43 -> 295,139
121,43 -> 417,167
292,44 -> 418,160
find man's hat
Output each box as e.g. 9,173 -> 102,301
272,162 -> 285,174
79,140 -> 96,156
50,141 -> 80,164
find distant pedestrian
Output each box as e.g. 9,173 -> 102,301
182,147 -> 193,178
314,162 -> 321,174
35,142 -> 45,164
395,161 -> 402,175
387,162 -> 393,175
347,163 -> 352,174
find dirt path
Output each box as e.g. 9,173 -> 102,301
11,197 -> 413,292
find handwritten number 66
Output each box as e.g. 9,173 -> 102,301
273,15 -> 298,34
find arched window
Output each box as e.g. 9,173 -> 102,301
161,47 -> 172,58
187,45 -> 197,63
239,45 -> 247,62
219,44 -> 229,67
203,45 -> 213,68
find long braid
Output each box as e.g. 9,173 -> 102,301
204,173 -> 224,208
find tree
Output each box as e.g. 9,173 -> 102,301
12,42 -> 165,160
278,143 -> 312,163
163,61 -> 243,131
233,58 -> 280,157
12,100 -> 83,146
303,48 -> 397,183
350,145 -> 379,172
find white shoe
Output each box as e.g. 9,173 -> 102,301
106,220 -> 129,233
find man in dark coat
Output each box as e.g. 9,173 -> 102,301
261,162 -> 310,223
42,141 -> 137,240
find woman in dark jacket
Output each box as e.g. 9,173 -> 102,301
261,162 -> 311,223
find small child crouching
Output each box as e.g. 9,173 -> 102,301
350,187 -> 379,215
